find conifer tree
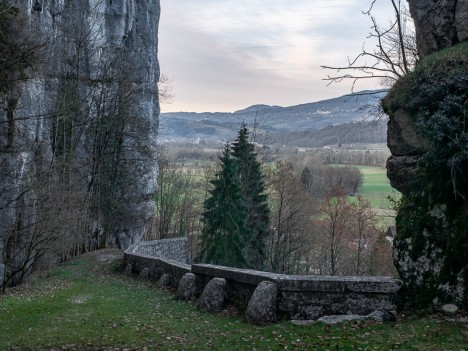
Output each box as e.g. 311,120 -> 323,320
199,144 -> 251,268
231,123 -> 270,269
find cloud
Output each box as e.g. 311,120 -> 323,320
159,0 -> 395,112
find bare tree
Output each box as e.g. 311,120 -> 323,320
145,153 -> 200,240
266,162 -> 317,274
322,0 -> 418,90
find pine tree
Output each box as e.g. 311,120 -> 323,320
231,123 -> 270,269
199,144 -> 251,268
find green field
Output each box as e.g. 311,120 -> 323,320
1,250 -> 466,350
356,165 -> 400,208
334,165 -> 400,228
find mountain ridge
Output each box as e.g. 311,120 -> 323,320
160,90 -> 387,144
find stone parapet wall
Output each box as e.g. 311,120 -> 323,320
193,264 -> 399,319
124,239 -> 400,320
126,238 -> 191,264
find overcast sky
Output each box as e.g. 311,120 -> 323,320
158,0 -> 396,113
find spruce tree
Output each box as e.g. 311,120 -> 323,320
231,123 -> 270,269
199,144 -> 251,268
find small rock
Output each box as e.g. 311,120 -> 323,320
441,304 -> 458,316
197,278 -> 226,313
317,314 -> 366,325
304,306 -> 323,320
432,297 -> 439,306
139,268 -> 149,280
246,281 -> 278,326
157,273 -> 171,288
176,273 -> 197,301
367,311 -> 384,322
123,263 -> 132,276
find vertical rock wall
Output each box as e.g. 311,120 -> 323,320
407,0 -> 468,57
385,1 -> 467,308
0,0 -> 160,287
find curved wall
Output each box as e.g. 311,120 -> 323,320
124,238 -> 400,320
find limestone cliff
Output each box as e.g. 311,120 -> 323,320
0,0 -> 160,288
384,40 -> 468,307
407,0 -> 468,57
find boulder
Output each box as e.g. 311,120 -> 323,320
123,263 -> 132,276
176,273 -> 197,301
157,274 -> 171,288
139,268 -> 149,280
246,281 -> 278,325
197,278 -> 226,313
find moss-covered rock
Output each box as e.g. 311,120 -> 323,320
383,41 -> 468,309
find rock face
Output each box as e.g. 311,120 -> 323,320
0,0 -> 160,288
407,0 -> 468,57
383,41 -> 468,308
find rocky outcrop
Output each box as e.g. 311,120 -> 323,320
0,0 -> 160,288
383,41 -> 468,308
407,0 -> 468,57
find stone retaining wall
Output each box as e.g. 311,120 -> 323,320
124,239 -> 400,320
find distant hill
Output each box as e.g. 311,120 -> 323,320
159,90 -> 387,146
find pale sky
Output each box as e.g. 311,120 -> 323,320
158,0 -> 396,112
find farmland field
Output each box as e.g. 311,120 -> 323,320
354,165 -> 400,228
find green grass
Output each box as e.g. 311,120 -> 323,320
331,165 -> 400,228
1,250 -> 466,350
356,166 -> 400,228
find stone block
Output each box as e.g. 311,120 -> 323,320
123,263 -> 132,276
157,274 -> 171,288
197,278 -> 226,313
139,268 -> 149,280
176,273 -> 197,301
246,281 -> 278,325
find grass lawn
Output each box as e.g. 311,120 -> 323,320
1,250 -> 466,351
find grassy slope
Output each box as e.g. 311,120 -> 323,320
1,250 -> 466,351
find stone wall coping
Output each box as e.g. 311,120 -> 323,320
192,264 -> 400,293
125,250 -> 191,271
125,237 -> 189,255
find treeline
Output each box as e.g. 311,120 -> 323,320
162,141 -> 389,169
252,120 -> 386,147
148,126 -> 395,277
